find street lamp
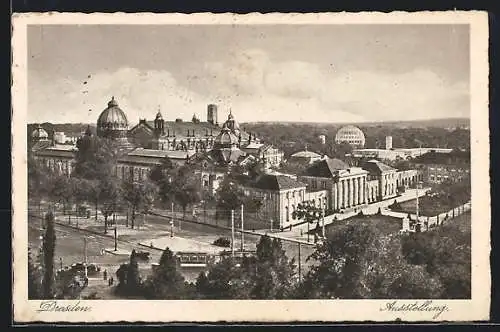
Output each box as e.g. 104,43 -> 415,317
83,235 -> 95,278
416,181 -> 423,231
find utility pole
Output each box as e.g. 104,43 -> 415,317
416,181 -> 420,230
322,209 -> 326,238
231,210 -> 235,257
298,242 -> 302,284
240,204 -> 244,253
307,222 -> 310,243
84,237 -> 88,278
171,202 -> 175,231
114,227 -> 117,251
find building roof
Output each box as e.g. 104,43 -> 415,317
126,148 -> 195,160
302,158 -> 349,178
34,146 -> 76,159
291,150 -> 321,159
31,140 -> 52,152
360,159 -> 396,174
97,97 -> 129,129
412,150 -> 470,165
250,174 -> 307,191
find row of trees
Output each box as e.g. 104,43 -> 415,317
29,212 -> 89,299
243,123 -> 471,159
28,134 -> 209,232
112,220 -> 471,300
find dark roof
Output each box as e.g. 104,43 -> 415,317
413,150 -> 470,165
302,158 -> 349,178
359,160 -> 396,175
250,174 -> 307,191
31,140 -> 52,152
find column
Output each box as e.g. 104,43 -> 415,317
342,180 -> 347,208
348,179 -> 353,208
353,178 -> 358,207
362,177 -> 366,204
358,177 -> 362,205
333,184 -> 337,211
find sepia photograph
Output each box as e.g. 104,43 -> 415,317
12,12 -> 490,323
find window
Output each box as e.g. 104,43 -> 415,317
430,175 -> 435,181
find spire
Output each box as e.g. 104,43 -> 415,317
108,96 -> 118,107
85,125 -> 92,136
156,105 -> 163,119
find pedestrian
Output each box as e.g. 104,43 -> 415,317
103,269 -> 108,281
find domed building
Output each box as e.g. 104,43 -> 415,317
31,124 -> 49,142
335,125 -> 365,147
97,96 -> 131,147
223,110 -> 240,137
207,123 -> 246,165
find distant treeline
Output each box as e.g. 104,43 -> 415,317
27,123 -> 97,140
241,122 -> 470,159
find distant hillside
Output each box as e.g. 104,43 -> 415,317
243,117 -> 470,129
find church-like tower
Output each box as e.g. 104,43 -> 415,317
154,108 -> 165,136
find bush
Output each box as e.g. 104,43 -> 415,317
213,237 -> 231,248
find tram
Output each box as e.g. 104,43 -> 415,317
176,252 -> 213,268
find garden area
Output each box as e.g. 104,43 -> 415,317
325,212 -> 403,236
389,179 -> 470,217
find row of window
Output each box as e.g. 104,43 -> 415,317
429,167 -> 469,173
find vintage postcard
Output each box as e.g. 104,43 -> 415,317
12,12 -> 490,323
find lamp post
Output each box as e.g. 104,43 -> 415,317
114,227 -> 118,252
83,237 -> 88,278
416,181 -> 423,231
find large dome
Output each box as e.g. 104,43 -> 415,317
214,125 -> 239,148
335,125 -> 365,147
31,125 -> 49,141
97,97 -> 129,139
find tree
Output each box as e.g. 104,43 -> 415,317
123,179 -> 158,229
298,224 -> 444,299
98,176 -> 123,233
73,135 -> 117,180
358,235 -> 443,299
143,247 -> 186,299
149,157 -> 176,207
42,212 -> 56,298
401,225 -> 471,299
48,175 -> 76,222
28,248 -> 43,299
170,164 -> 202,218
215,177 -> 246,222
292,201 -> 325,242
250,236 -> 297,299
195,256 -> 253,299
115,250 -> 143,296
28,153 -> 51,217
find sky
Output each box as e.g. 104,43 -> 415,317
27,24 -> 470,124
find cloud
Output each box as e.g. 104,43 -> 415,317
28,48 -> 469,124
28,67 -> 208,124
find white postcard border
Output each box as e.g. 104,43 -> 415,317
12,11 -> 490,323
